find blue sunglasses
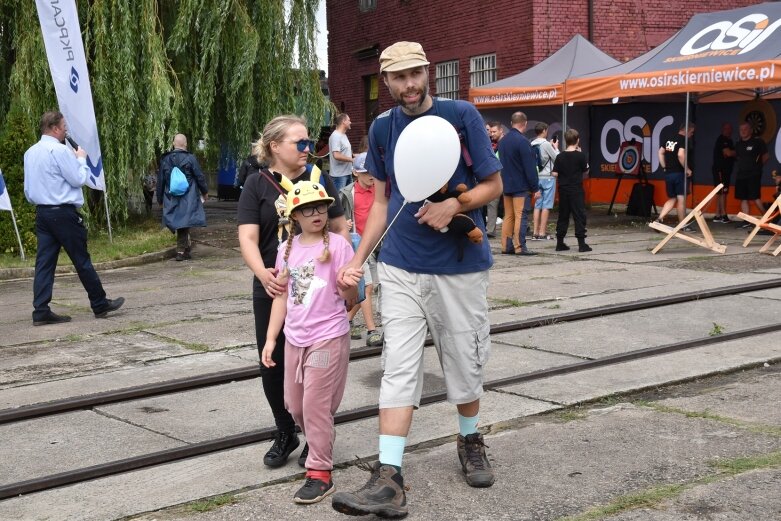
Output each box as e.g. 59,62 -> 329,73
288,139 -> 315,153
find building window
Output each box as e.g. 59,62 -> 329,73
364,74 -> 380,125
359,0 -> 377,12
470,53 -> 497,87
435,60 -> 459,100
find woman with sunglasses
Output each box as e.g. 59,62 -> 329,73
237,115 -> 350,469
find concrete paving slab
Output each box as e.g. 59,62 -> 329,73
0,410 -> 184,485
128,402 -> 781,521
605,468 -> 781,520
0,389 -> 553,521
655,371 -> 781,427
144,313 -> 256,350
502,332 -> 781,405
0,332 -> 195,387
493,294 -> 781,359
0,350 -> 255,409
97,343 -> 575,443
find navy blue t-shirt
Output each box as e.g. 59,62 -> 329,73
365,98 -> 502,274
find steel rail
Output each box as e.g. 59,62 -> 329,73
2,277 -> 780,425
1,321 -> 780,500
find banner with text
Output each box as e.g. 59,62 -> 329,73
36,0 -> 105,191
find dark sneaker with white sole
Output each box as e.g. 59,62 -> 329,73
294,477 -> 334,504
457,433 -> 495,488
331,460 -> 408,518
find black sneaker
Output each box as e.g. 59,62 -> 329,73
33,311 -> 72,326
294,476 -> 334,504
264,430 -> 300,468
175,252 -> 185,261
681,225 -> 695,233
331,461 -> 408,518
298,442 -> 309,468
457,433 -> 495,488
94,297 -> 125,318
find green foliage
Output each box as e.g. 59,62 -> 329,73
0,103 -> 38,256
0,0 -> 329,227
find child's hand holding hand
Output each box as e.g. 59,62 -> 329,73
261,339 -> 277,368
341,267 -> 363,288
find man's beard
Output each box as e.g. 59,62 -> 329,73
394,83 -> 428,111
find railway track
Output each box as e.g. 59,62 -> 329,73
1,277 -> 780,501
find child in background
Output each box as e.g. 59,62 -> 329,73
552,128 -> 592,253
262,175 -> 361,504
340,152 -> 383,346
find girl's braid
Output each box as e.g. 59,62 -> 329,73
319,219 -> 331,263
282,215 -> 296,277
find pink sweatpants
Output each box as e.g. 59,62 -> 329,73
284,333 -> 351,471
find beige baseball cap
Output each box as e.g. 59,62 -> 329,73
379,41 -> 430,73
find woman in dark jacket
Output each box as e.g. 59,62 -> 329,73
237,115 -> 349,468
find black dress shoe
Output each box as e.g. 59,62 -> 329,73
33,312 -> 72,326
517,250 -> 538,256
94,297 -> 125,318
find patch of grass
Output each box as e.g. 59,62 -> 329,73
558,483 -> 688,520
555,410 -> 587,422
709,451 -> 781,475
0,218 -> 172,268
596,394 -> 622,406
491,297 -> 530,308
186,493 -> 238,513
708,322 -> 725,336
636,403 -> 781,437
547,303 -> 561,309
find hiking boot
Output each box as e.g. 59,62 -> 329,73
298,442 -> 309,468
294,476 -> 334,504
457,433 -> 495,488
350,323 -> 363,340
264,430 -> 299,468
331,461 -> 408,518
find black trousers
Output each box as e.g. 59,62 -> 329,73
33,205 -> 108,320
253,291 -> 295,432
556,186 -> 588,239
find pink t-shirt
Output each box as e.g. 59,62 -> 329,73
275,232 -> 354,346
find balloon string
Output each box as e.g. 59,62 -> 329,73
367,201 -> 406,259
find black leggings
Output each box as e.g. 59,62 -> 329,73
253,292 -> 295,433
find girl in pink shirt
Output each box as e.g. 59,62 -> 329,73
262,176 -> 361,504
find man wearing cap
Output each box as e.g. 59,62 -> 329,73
332,41 -> 502,518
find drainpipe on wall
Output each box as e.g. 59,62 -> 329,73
588,0 -> 594,42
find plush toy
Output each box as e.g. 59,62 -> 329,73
425,183 -> 483,261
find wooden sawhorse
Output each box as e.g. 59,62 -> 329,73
737,193 -> 781,256
648,184 -> 727,254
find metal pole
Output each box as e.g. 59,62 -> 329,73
683,91 -> 690,218
10,208 -> 25,260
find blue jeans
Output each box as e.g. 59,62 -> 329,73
330,174 -> 351,192
33,205 -> 108,320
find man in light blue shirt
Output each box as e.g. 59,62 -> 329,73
24,111 -> 124,326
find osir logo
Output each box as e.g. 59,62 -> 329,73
600,116 -> 674,172
69,66 -> 79,93
681,14 -> 781,56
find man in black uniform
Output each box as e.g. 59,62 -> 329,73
711,123 -> 735,223
656,122 -> 695,231
734,122 -> 768,226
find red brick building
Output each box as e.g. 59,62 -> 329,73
326,0 -> 759,142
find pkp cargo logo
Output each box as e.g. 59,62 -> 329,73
69,66 -> 79,93
679,14 -> 781,57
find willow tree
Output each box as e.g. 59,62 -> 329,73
0,0 -> 329,229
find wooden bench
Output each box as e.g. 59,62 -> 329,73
737,193 -> 781,256
649,184 -> 727,254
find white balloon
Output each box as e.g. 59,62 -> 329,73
394,115 -> 461,202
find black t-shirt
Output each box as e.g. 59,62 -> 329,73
236,167 -> 345,297
734,137 -> 767,178
711,134 -> 735,174
660,131 -> 686,173
553,150 -> 589,188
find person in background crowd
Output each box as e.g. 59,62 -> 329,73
655,123 -> 695,232
328,113 -> 354,191
710,122 -> 736,223
24,110 -> 125,325
484,121 -> 504,239
734,122 -> 768,227
497,112 -> 539,255
552,128 -> 591,252
530,122 -> 559,241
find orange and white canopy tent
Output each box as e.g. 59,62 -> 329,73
469,34 -> 619,108
566,3 -> 781,103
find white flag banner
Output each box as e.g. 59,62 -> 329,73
35,0 -> 105,191
0,169 -> 12,212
